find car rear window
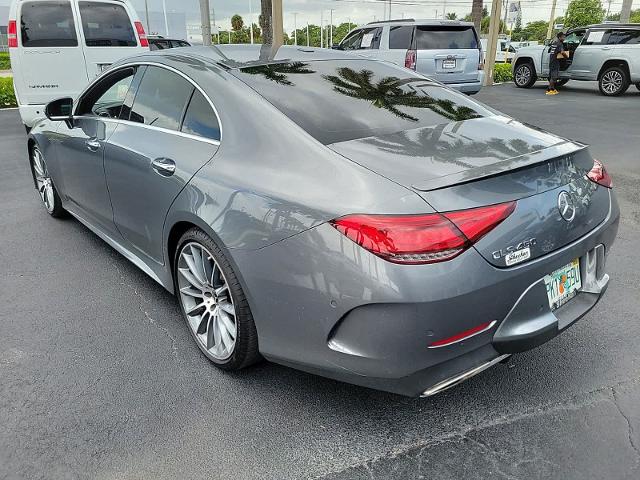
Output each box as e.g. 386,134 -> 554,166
415,26 -> 479,50
233,60 -> 491,145
79,1 -> 137,47
20,1 -> 78,47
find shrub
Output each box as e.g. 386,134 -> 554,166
0,52 -> 10,70
493,63 -> 513,83
0,77 -> 17,108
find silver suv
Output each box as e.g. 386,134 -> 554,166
512,23 -> 640,96
337,19 -> 485,95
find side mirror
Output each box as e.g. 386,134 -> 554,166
331,43 -> 343,50
45,97 -> 73,121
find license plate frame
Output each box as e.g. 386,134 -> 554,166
442,59 -> 456,69
544,259 -> 582,311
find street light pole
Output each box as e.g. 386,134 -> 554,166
249,0 -> 254,44
293,12 -> 298,46
199,0 -> 211,46
546,0 -> 557,41
144,0 -> 151,34
329,9 -> 334,48
320,11 -> 323,48
162,0 -> 169,36
306,22 -> 310,47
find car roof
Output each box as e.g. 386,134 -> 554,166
147,44 -> 362,69
365,19 -> 475,27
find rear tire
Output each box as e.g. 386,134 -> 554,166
513,62 -> 537,88
598,66 -> 630,96
174,227 -> 261,370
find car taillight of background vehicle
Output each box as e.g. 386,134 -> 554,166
134,21 -> 149,48
586,159 -> 612,188
7,20 -> 17,48
330,202 -> 516,265
405,49 -> 417,70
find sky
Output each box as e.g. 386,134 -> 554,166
2,0 -> 632,32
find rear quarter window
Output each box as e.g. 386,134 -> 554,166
20,1 -> 78,47
389,26 -> 414,50
415,26 -> 479,50
79,1 -> 137,47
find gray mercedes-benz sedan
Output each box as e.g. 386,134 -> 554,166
27,45 -> 619,397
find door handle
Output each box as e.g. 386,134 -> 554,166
85,139 -> 101,151
151,157 -> 176,177
601,46 -> 612,50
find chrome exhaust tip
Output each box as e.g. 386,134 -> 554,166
420,354 -> 511,397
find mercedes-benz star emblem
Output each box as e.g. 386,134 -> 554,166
557,191 -> 576,222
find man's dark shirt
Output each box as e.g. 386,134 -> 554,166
550,39 -> 565,68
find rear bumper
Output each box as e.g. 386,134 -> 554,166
445,78 -> 484,94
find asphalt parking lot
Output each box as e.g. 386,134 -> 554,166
1,81 -> 639,480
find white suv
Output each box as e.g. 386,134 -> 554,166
7,0 -> 149,128
337,19 -> 485,95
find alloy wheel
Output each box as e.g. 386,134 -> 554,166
601,70 -> 623,95
515,65 -> 531,86
177,242 -> 237,360
31,147 -> 55,213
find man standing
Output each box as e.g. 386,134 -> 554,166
547,31 -> 568,95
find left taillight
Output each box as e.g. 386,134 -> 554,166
586,159 -> 612,188
8,20 -> 18,48
134,21 -> 149,47
330,202 -> 516,265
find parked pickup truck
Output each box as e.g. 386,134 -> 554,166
512,23 -> 640,96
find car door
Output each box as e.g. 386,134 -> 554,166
55,66 -> 136,232
569,28 -> 609,79
104,65 -> 220,265
377,25 -> 414,67
561,29 -> 586,73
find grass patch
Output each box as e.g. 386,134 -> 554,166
0,52 -> 10,70
493,63 -> 513,83
0,77 -> 17,108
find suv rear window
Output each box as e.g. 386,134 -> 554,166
415,26 -> 479,50
234,60 -> 490,145
79,1 -> 137,47
389,26 -> 414,49
20,1 -> 78,47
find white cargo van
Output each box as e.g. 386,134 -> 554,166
7,0 -> 148,129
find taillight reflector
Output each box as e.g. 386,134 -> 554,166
330,201 -> 516,265
428,320 -> 497,348
8,20 -> 18,48
586,159 -> 612,188
134,21 -> 149,47
405,49 -> 417,70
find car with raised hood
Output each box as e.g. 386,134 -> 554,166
7,0 -> 149,130
27,45 -> 619,397
512,23 -> 640,96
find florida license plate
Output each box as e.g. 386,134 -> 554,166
442,59 -> 456,69
544,259 -> 581,310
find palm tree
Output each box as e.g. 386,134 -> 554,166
231,14 -> 244,32
242,61 -> 315,85
322,67 -> 482,122
471,0 -> 483,33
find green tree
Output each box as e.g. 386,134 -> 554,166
481,16 -> 505,34
564,0 -> 604,30
231,14 -> 244,31
518,20 -> 549,42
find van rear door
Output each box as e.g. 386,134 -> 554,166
75,0 -> 148,80
15,1 -> 88,106
414,25 -> 481,84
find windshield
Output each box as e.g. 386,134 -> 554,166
233,60 -> 492,145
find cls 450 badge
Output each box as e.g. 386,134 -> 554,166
492,238 -> 537,266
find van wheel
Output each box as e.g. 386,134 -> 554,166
514,62 -> 537,88
599,67 -> 630,96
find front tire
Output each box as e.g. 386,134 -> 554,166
30,145 -> 66,218
174,228 -> 260,370
513,62 -> 537,88
599,67 -> 630,96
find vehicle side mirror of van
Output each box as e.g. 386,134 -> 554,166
45,97 -> 74,122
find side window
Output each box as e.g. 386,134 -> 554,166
582,30 -> 609,46
171,40 -> 190,48
340,29 -> 363,50
78,1 -> 137,47
606,29 -> 640,45
389,26 -> 414,50
128,66 -> 194,131
20,1 -> 78,47
76,67 -> 135,118
150,39 -> 170,50
564,30 -> 585,46
340,27 -> 381,50
181,90 -> 220,141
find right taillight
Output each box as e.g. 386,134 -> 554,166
330,202 -> 516,265
586,159 -> 612,188
405,49 -> 417,70
8,20 -> 18,48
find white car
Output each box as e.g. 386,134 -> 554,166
7,0 -> 149,129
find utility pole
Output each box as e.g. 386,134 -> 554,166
162,0 -> 169,36
249,0 -> 254,44
484,0 -> 503,86
389,0 -> 392,19
199,0 -> 211,46
329,9 -> 334,48
320,11 -> 324,48
272,0 -> 284,47
502,0 -> 509,34
620,0 -> 633,22
293,12 -> 298,46
546,0 -> 557,41
306,22 -> 309,47
144,0 -> 151,34
443,0 -> 447,19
